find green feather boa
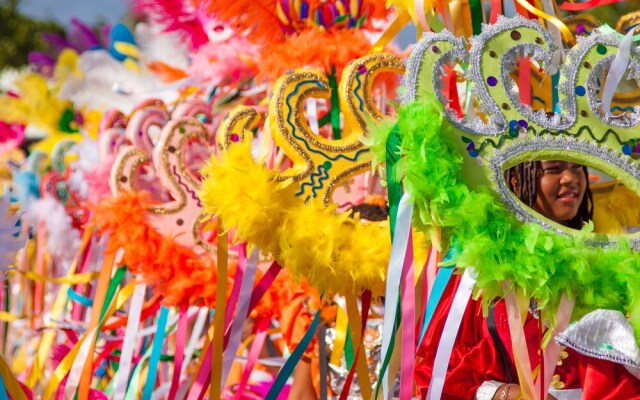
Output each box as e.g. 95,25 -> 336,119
371,97 -> 640,340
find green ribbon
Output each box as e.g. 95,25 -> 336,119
469,0 -> 483,35
374,125 -> 404,399
386,125 -> 403,239
598,24 -> 640,42
99,265 -> 127,322
328,70 -> 342,140
344,328 -> 354,370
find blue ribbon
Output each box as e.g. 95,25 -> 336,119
142,306 -> 169,400
418,245 -> 459,345
265,309 -> 321,400
67,287 -> 93,307
0,375 -> 8,400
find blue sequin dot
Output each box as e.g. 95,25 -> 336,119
575,86 -> 586,96
487,76 -> 498,87
622,144 -> 633,155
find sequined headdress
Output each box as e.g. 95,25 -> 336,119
403,15 -> 640,247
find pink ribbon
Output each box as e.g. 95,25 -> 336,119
225,245 -> 247,330
168,305 -> 189,400
221,247 -> 260,390
233,318 -> 270,400
534,294 -> 574,399
71,237 -> 94,323
503,282 -> 536,400
400,231 -> 416,400
186,262 -> 282,400
414,0 -> 430,31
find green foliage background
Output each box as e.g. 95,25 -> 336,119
0,0 -> 63,71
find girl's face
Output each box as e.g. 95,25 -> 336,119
534,161 -> 587,224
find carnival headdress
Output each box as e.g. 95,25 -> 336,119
402,15 -> 640,247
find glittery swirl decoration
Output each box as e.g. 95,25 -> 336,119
403,15 -> 640,248
269,53 -> 404,206
202,53 -> 404,294
110,101 -> 215,255
216,106 -> 262,151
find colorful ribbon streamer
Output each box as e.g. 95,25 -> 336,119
142,306 -> 170,400
380,192 -> 413,400
265,309 -> 321,400
559,0 -> 629,10
426,268 -> 477,400
112,281 -> 147,400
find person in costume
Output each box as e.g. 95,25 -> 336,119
414,160 -> 640,400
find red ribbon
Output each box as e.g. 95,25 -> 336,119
560,0 -> 628,11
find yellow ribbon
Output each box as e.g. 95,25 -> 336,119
329,305 -> 349,366
513,0 -> 575,45
0,311 -> 21,322
5,269 -> 99,284
211,230 -> 229,400
29,221 -> 94,388
370,10 -> 413,53
0,353 -> 27,400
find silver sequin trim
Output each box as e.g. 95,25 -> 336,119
556,309 -> 640,378
488,135 -> 640,250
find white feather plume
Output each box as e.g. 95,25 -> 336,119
58,50 -> 177,114
26,197 -> 80,267
135,22 -> 190,69
66,138 -> 100,200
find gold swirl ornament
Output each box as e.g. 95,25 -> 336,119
268,53 -> 404,207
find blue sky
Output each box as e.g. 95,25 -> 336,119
19,0 -> 129,24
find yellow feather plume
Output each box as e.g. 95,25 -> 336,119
0,72 -> 72,137
200,142 -> 391,296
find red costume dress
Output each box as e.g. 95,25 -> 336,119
415,273 -> 640,399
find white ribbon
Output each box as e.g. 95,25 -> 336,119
63,327 -> 98,400
540,0 -> 566,74
426,268 -> 477,400
112,281 -> 147,400
381,192 -> 414,400
307,99 -> 320,135
602,29 -> 635,117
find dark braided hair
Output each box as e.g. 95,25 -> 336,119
348,203 -> 390,222
504,161 -> 594,229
